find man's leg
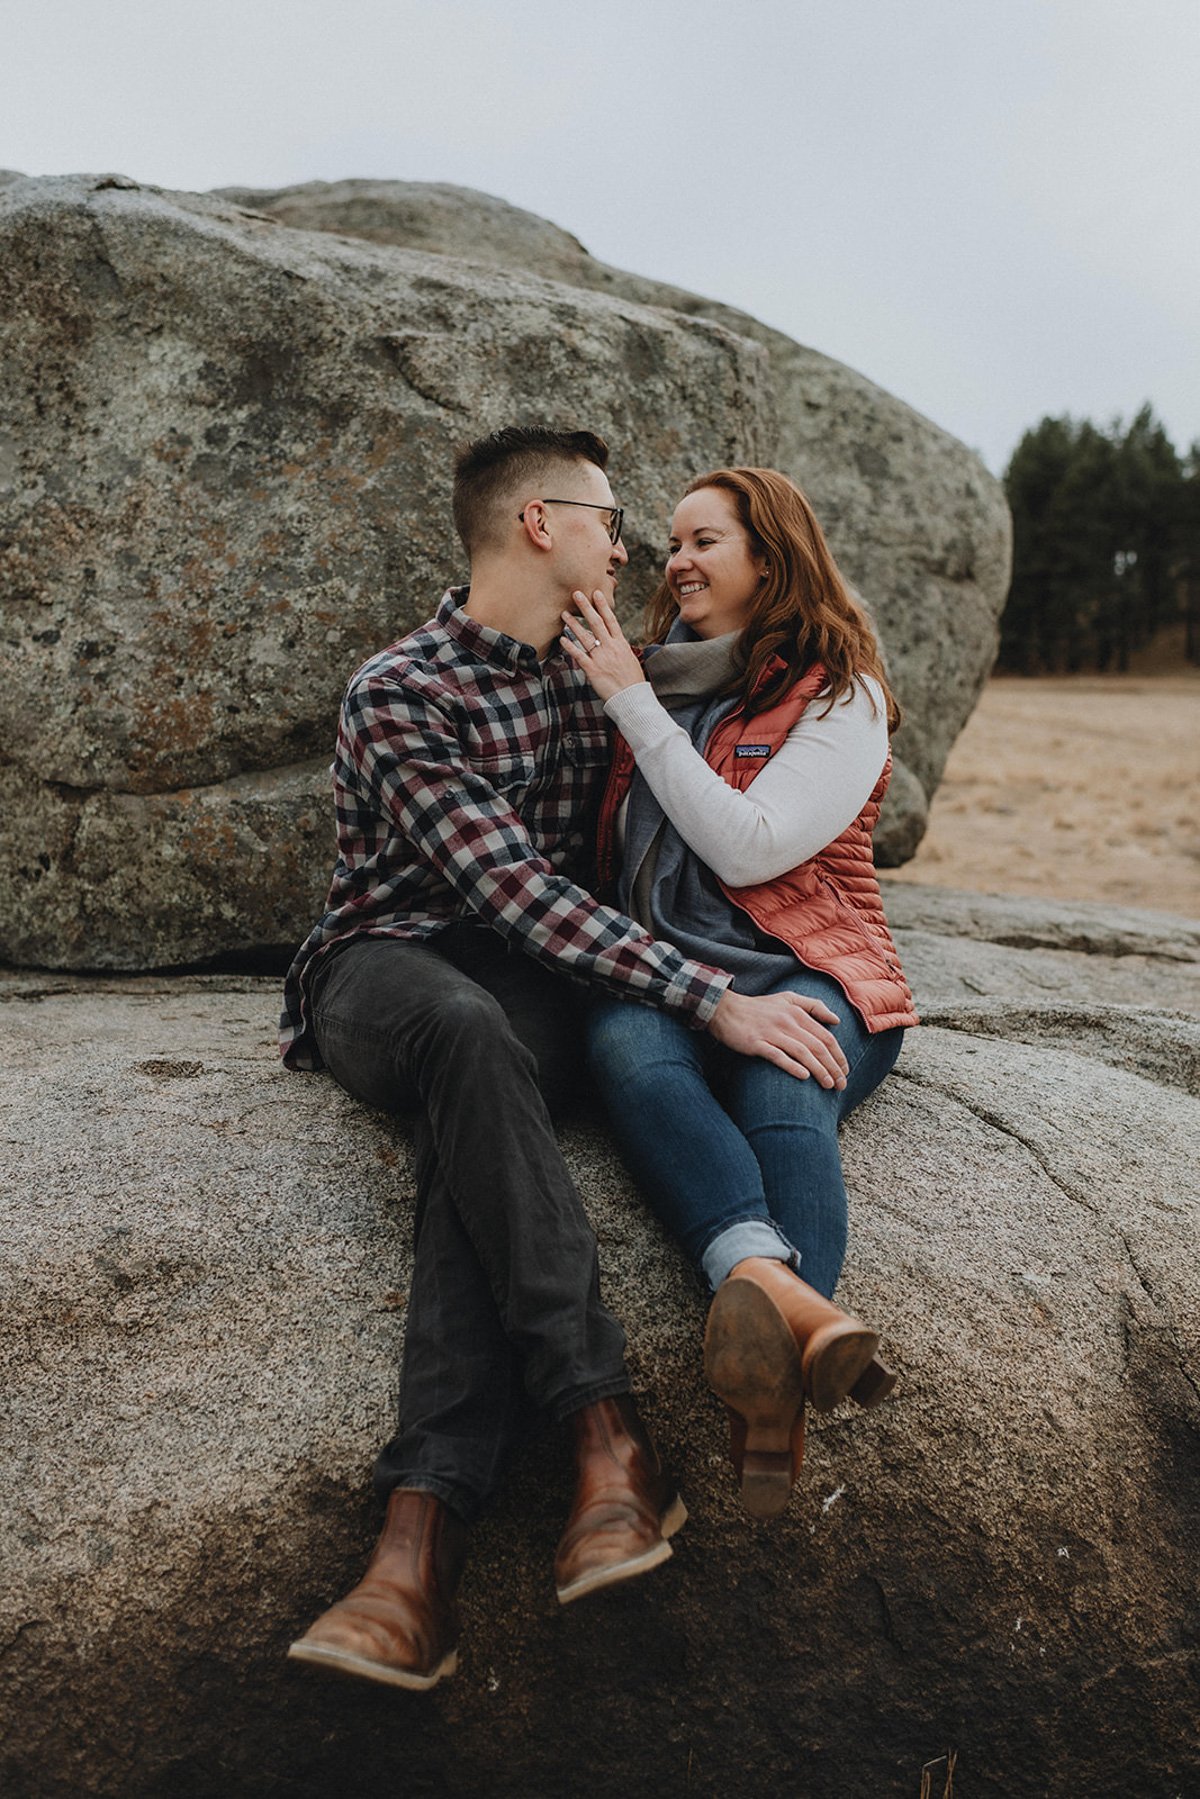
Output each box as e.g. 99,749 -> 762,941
290,931 -> 685,1687
311,929 -> 630,1521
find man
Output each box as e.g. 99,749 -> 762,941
280,425 -> 845,1691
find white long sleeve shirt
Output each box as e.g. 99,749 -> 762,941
604,673 -> 889,886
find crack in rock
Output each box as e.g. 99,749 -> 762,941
892,1065 -> 1182,1355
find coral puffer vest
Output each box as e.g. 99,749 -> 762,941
596,660 -> 919,1034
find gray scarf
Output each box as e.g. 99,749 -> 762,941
622,628 -> 740,927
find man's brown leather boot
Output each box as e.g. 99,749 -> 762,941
554,1394 -> 687,1605
287,1487 -> 467,1690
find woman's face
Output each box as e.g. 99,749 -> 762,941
665,486 -> 768,639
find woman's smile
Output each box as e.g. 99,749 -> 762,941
666,486 -> 767,638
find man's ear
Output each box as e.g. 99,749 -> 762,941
518,500 -> 554,551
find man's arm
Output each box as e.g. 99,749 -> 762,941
346,669 -> 848,1086
345,667 -> 730,1024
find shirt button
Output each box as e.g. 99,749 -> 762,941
563,734 -> 577,750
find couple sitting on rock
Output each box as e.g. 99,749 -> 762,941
279,423 -> 918,1690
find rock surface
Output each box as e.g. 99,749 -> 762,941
0,174 -> 772,969
219,179 -> 1014,859
3,886 -> 1198,1799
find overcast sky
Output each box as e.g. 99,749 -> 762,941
4,0 -> 1197,474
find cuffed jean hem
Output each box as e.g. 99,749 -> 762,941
701,1218 -> 801,1294
370,1469 -> 479,1528
548,1373 -> 633,1428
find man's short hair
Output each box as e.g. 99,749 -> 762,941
452,425 -> 610,558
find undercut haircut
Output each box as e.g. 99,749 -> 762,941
452,425 -> 610,559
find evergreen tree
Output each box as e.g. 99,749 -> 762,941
1180,443 -> 1200,664
1001,406 -> 1193,672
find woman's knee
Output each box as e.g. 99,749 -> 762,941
728,1058 -> 843,1135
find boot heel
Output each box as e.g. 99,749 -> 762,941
801,1321 -> 880,1412
849,1355 -> 898,1408
740,1448 -> 794,1519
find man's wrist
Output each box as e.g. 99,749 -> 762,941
686,970 -> 733,1028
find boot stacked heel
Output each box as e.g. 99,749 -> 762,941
850,1355 -> 898,1408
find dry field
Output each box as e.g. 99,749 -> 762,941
888,671 -> 1200,919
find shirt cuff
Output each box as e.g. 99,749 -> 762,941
674,966 -> 732,1027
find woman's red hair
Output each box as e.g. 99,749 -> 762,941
644,467 -> 900,731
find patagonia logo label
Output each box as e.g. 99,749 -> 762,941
734,745 -> 772,759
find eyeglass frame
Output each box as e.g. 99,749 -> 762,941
517,498 -> 625,545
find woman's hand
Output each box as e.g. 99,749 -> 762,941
707,989 -> 849,1088
560,589 -> 646,703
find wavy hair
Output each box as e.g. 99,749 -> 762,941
644,467 -> 901,731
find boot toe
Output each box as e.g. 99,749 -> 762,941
554,1492 -> 687,1604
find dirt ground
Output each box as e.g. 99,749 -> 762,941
888,670 -> 1200,920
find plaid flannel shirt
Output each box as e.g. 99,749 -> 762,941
279,590 -> 730,1070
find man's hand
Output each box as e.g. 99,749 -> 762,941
560,589 -> 645,703
707,988 -> 849,1088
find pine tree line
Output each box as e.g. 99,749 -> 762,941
1000,405 -> 1200,672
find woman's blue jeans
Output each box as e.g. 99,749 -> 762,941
587,968 -> 903,1300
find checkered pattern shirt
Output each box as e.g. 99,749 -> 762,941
279,590 -> 730,1069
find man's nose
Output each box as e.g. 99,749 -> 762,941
612,536 -> 629,567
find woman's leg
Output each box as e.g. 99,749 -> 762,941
586,996 -> 798,1280
721,970 -> 904,1299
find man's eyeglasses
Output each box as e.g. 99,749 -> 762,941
518,499 -> 625,545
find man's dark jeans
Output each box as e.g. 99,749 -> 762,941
310,927 -> 631,1525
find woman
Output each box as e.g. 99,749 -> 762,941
560,467 -> 918,1521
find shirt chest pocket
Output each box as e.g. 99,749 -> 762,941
471,749 -> 539,806
559,717 -> 611,770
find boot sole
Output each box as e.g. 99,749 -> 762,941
707,1275 -> 880,1417
705,1279 -> 807,1518
286,1639 -> 457,1691
555,1494 -> 688,1606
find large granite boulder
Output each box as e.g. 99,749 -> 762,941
0,170 -> 1009,976
219,180 -> 1014,858
3,886 -> 1197,1798
0,174 -> 773,970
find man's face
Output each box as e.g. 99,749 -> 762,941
540,459 -> 628,602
